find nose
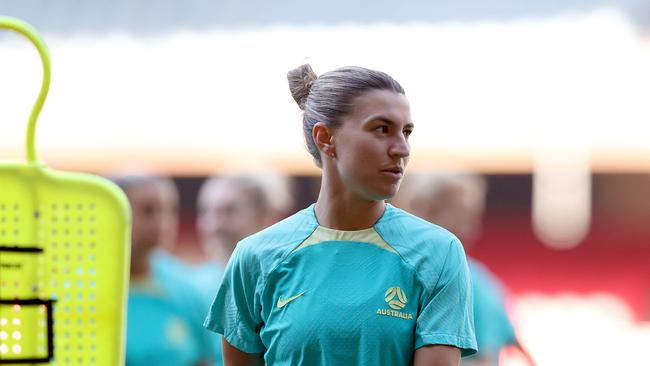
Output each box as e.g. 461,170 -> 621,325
389,134 -> 410,160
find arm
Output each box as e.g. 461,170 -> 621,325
222,338 -> 264,366
413,240 -> 477,358
413,345 -> 460,366
204,242 -> 266,364
513,341 -> 536,366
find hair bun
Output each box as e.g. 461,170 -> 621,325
287,64 -> 318,110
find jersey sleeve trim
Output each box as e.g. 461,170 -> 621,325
415,332 -> 478,357
204,319 -> 266,354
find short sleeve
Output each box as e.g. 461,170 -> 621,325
203,242 -> 265,353
415,238 -> 478,357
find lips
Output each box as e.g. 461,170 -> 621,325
382,165 -> 403,174
380,166 -> 404,179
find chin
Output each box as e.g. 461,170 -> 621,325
367,187 -> 398,201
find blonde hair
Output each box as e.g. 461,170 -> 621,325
287,64 -> 405,167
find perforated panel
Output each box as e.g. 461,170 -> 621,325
0,163 -> 130,365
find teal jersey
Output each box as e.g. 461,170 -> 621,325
466,259 -> 516,365
126,280 -> 202,366
205,204 -> 477,365
151,250 -> 224,365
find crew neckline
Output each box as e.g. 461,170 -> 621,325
308,202 -> 392,233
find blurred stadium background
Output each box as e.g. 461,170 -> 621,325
2,1 -> 649,365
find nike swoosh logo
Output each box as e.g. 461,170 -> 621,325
276,291 -> 306,308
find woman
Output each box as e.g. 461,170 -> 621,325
204,65 -> 477,365
114,175 -> 206,366
196,173 -> 292,267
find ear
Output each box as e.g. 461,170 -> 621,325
312,122 -> 336,158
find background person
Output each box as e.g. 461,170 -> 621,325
114,174 -> 206,366
152,172 -> 294,365
393,171 -> 536,366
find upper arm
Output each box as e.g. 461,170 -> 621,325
415,239 -> 477,356
222,337 -> 264,366
204,243 -> 265,353
413,344 -> 460,366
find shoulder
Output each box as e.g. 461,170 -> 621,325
376,204 -> 467,286
232,205 -> 319,275
377,204 -> 462,256
468,258 -> 507,296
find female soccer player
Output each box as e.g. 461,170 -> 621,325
204,65 -> 477,365
114,175 -> 205,366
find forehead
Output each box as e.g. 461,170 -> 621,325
346,89 -> 410,122
126,179 -> 178,204
198,180 -> 246,207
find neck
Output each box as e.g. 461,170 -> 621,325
315,171 -> 386,230
203,241 -> 236,266
130,254 -> 150,278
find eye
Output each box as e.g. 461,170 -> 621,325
375,125 -> 389,134
403,128 -> 413,138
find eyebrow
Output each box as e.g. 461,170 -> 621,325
365,116 -> 415,129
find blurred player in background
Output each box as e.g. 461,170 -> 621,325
152,173 -> 293,365
187,173 -> 294,308
393,171 -> 535,366
196,173 -> 293,267
114,174 -> 207,366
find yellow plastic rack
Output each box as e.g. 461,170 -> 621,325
0,16 -> 131,365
